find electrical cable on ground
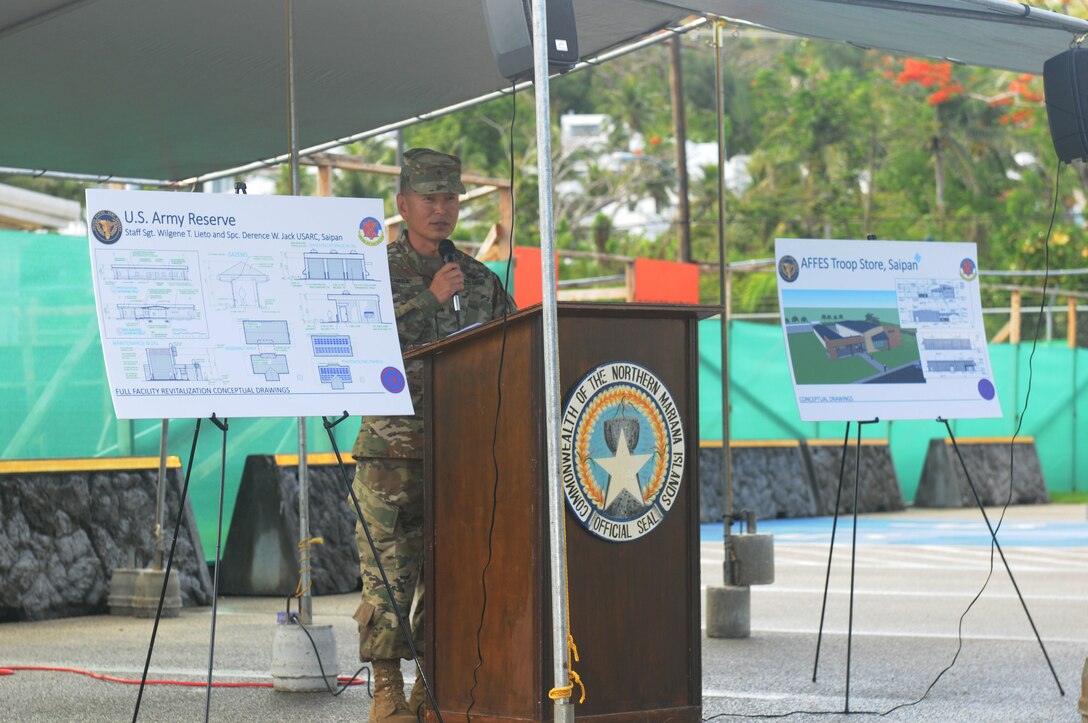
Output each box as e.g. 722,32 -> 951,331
0,664 -> 369,690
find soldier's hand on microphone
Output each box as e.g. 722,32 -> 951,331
430,262 -> 464,304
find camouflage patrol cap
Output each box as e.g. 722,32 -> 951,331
400,148 -> 466,194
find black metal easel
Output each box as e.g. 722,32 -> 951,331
811,417 -> 878,712
810,414 -> 1065,714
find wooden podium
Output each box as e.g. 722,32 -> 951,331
411,303 -> 709,722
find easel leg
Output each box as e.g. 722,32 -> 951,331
844,420 -> 871,713
133,418 -> 202,723
813,422 -> 850,683
939,418 -> 1065,695
204,414 -> 228,723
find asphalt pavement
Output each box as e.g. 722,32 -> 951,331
2,504 -> 1085,722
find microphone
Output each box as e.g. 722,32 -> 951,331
437,238 -> 462,328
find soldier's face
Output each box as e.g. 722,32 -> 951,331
398,190 -> 460,254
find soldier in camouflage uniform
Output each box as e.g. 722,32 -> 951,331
351,148 -> 515,722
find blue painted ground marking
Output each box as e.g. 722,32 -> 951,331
700,516 -> 1088,547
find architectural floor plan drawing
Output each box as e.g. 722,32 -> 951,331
311,334 -> 353,357
144,345 -> 205,382
87,189 -> 412,419
896,279 -> 992,380
318,364 -> 352,389
242,319 -> 291,345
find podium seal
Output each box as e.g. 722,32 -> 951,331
560,361 -> 685,543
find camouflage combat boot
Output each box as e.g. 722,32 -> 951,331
406,657 -> 426,717
370,659 -> 415,722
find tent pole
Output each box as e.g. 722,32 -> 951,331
286,0 -> 301,199
529,0 -> 573,720
715,19 -> 735,575
285,0 -> 312,627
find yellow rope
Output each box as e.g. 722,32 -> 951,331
294,536 -> 324,597
547,635 -> 586,703
546,503 -> 586,705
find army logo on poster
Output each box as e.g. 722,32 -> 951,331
561,362 -> 685,542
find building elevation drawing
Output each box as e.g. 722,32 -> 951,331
117,303 -> 198,321
896,278 -> 971,327
327,291 -> 383,323
218,260 -> 269,309
112,264 -> 189,281
302,250 -> 372,281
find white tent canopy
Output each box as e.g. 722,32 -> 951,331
1,0 -> 1085,183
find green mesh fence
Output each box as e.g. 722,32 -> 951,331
2,230 -> 1084,559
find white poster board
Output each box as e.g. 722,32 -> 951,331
86,189 -> 413,420
775,238 -> 1001,422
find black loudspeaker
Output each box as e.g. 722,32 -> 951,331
1043,47 -> 1088,162
482,0 -> 579,82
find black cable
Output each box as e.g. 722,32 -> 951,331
467,78 -> 518,721
277,594 -> 375,698
995,158 -> 1060,536
297,619 -> 370,698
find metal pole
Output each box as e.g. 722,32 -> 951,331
529,1 -> 572,719
668,36 -> 691,262
1046,291 -> 1056,341
153,419 -> 169,570
1073,345 -> 1080,493
286,0 -> 301,199
714,20 -> 735,581
285,0 -> 312,626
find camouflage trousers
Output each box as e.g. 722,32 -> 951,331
350,457 -> 425,661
